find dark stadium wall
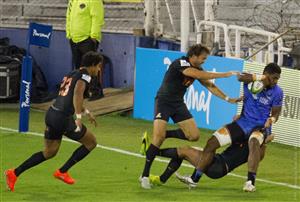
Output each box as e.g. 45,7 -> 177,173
0,28 -> 180,91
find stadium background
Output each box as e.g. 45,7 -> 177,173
0,0 -> 299,201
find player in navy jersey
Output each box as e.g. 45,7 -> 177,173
5,51 -> 103,191
140,44 -> 242,189
178,63 -> 283,192
146,132 -> 274,187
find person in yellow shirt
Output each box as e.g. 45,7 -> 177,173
66,0 -> 105,100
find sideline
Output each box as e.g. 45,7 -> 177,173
0,126 -> 299,190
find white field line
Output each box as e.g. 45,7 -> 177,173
0,126 -> 299,190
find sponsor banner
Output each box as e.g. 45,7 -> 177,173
19,56 -> 33,132
240,62 -> 300,147
28,22 -> 52,47
134,48 -> 243,130
19,22 -> 52,132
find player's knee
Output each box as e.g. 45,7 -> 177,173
153,133 -> 165,146
212,128 -> 231,147
86,136 -> 97,151
204,137 -> 220,152
187,134 -> 199,141
177,146 -> 190,158
249,132 -> 264,146
43,149 -> 58,159
184,129 -> 200,141
249,137 -> 260,148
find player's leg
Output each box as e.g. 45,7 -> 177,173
5,136 -> 61,191
191,126 -> 233,183
175,118 -> 200,141
141,119 -> 168,189
5,108 -> 64,191
151,146 -> 201,185
140,99 -> 171,189
56,124 -> 97,184
244,130 -> 264,192
167,103 -> 199,141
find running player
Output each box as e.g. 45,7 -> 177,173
5,51 -> 103,192
140,44 -> 242,189
182,63 -> 283,192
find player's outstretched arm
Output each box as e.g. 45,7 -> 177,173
237,72 -> 266,83
199,79 -> 243,104
182,68 -> 238,80
264,106 -> 282,128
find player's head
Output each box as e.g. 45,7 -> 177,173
263,63 -> 281,87
187,44 -> 210,67
81,51 -> 103,76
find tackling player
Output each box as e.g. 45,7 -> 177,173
140,44 -> 242,189
147,133 -> 274,188
5,51 -> 103,191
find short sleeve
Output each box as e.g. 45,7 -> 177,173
176,59 -> 191,72
80,74 -> 91,84
272,87 -> 283,107
243,83 -> 251,98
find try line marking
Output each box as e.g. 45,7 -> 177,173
0,126 -> 299,190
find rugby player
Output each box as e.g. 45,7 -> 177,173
147,133 -> 274,188
5,51 -> 103,191
181,63 -> 283,192
140,44 -> 242,189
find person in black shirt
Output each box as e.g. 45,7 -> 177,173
5,51 -> 103,192
140,44 -> 242,189
147,134 -> 274,187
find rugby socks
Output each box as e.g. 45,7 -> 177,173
160,158 -> 183,183
165,129 -> 188,140
158,148 -> 178,159
14,151 -> 46,177
59,145 -> 90,173
247,171 -> 256,185
142,144 -> 160,177
191,169 -> 203,183
191,168 -> 197,179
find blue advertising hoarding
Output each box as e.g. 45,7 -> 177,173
134,48 -> 244,130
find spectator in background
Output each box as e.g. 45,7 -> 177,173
66,0 -> 105,100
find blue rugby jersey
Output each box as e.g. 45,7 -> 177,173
236,83 -> 283,136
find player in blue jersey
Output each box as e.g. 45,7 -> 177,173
179,63 -> 283,192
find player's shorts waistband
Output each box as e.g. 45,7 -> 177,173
49,105 -> 72,117
50,105 -> 62,112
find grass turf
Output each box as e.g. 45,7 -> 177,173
0,108 -> 299,202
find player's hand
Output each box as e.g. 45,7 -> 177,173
75,119 -> 82,132
88,113 -> 97,127
227,71 -> 240,77
264,117 -> 275,128
228,96 -> 243,104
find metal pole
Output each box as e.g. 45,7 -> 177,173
144,0 -> 155,36
181,0 -> 189,52
245,29 -> 292,61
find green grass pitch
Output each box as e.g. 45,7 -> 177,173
0,108 -> 299,202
